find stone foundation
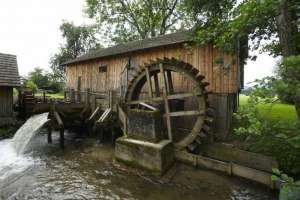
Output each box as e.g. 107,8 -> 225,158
115,137 -> 174,174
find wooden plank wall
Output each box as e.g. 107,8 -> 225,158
0,87 -> 13,117
65,43 -> 239,94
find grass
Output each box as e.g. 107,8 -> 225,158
35,93 -> 64,99
239,95 -> 298,122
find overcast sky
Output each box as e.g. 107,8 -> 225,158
0,0 -> 276,85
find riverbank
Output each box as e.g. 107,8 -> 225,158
0,130 -> 277,200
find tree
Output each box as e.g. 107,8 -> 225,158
185,0 -> 300,56
50,21 -> 101,81
28,67 -> 50,89
85,0 -> 192,43
25,80 -> 38,93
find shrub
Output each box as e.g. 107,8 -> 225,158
25,80 -> 38,93
233,95 -> 300,175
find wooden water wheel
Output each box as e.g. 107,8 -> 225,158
124,57 -> 214,152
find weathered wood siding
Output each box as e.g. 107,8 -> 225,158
0,87 -> 13,117
66,44 -> 239,94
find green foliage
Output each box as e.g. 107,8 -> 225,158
234,82 -> 300,175
186,0 -> 300,57
28,67 -> 50,89
27,67 -> 65,93
272,168 -> 300,200
233,96 -> 264,136
50,21 -> 101,81
279,55 -> 300,97
25,80 -> 38,93
282,56 -> 300,119
85,0 -> 192,43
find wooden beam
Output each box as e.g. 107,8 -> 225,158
127,93 -> 195,105
98,108 -> 112,123
153,73 -> 160,97
167,93 -> 194,100
108,90 -> 113,108
166,110 -> 204,117
145,67 -> 154,99
87,106 -> 100,122
160,63 -> 172,141
138,102 -> 157,111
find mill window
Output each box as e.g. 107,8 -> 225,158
99,64 -> 107,73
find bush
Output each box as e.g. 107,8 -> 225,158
233,95 -> 300,176
25,80 -> 38,93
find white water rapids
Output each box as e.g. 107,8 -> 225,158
0,113 -> 49,181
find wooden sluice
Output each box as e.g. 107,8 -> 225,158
18,88 -> 118,149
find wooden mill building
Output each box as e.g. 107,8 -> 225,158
0,53 -> 20,118
63,30 -> 244,140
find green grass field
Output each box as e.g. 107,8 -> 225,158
35,93 -> 64,99
239,95 -> 298,122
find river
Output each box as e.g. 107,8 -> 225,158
0,130 -> 277,200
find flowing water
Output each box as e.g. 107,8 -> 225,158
0,118 -> 277,200
0,113 -> 48,183
12,113 -> 49,155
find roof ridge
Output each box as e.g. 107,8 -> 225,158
0,52 -> 17,57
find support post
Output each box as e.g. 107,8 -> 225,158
60,128 -> 64,149
64,90 -> 67,101
43,91 -> 46,103
109,90 -> 113,108
159,63 -> 173,140
86,88 -> 90,106
54,111 -> 64,149
47,123 -> 52,144
77,90 -> 81,103
70,89 -> 75,103
111,127 -> 116,144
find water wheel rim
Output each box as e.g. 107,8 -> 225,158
125,57 -> 212,151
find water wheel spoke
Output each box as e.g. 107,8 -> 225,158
160,63 -> 173,141
166,70 -> 174,94
145,66 -> 153,99
127,93 -> 196,104
167,93 -> 195,100
165,110 -> 204,117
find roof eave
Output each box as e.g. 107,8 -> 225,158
62,40 -> 191,66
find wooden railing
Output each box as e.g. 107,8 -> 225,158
64,88 -> 118,111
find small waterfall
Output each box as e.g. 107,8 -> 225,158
0,113 -> 49,181
12,112 -> 49,154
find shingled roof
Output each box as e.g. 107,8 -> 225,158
63,30 -> 194,66
0,53 -> 21,87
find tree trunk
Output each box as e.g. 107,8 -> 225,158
294,96 -> 300,120
276,0 -> 300,57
